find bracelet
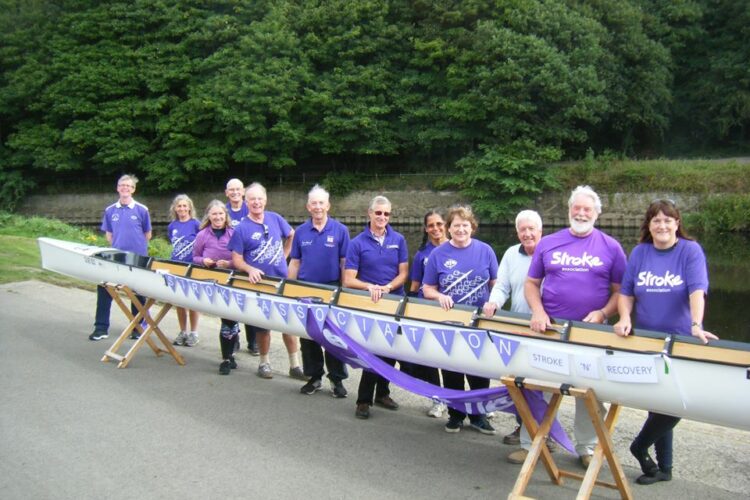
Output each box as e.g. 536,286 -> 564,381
599,309 -> 608,320
691,321 -> 703,329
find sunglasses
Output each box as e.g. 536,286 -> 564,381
373,210 -> 391,217
262,223 -> 269,238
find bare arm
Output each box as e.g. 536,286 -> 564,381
613,294 -> 635,337
106,232 -> 113,245
144,231 -> 152,241
232,251 -> 264,283
283,229 -> 295,260
689,290 -> 718,344
525,276 -> 550,333
582,283 -> 620,324
287,258 -> 300,280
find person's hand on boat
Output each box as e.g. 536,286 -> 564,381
529,310 -> 551,333
367,284 -> 387,303
582,309 -> 608,324
203,257 -> 216,268
246,266 -> 264,283
482,302 -> 498,317
692,324 -> 718,344
613,318 -> 632,337
215,259 -> 231,269
437,293 -> 454,311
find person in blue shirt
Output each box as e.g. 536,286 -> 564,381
344,195 -> 408,419
89,174 -> 151,341
288,185 -> 350,398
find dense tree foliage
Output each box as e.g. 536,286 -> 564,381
0,0 -> 747,215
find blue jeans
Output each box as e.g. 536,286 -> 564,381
300,337 -> 348,383
632,411 -> 680,471
93,285 -> 145,333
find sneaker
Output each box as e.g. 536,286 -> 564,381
300,378 -> 322,395
507,448 -> 528,464
184,332 -> 199,347
229,356 -> 238,369
579,454 -> 593,468
486,411 -> 496,420
289,366 -> 306,380
636,470 -> 672,485
503,426 -> 521,445
355,403 -> 370,419
331,380 -> 348,399
173,331 -> 188,346
248,344 -> 260,356
427,401 -> 446,418
257,363 -> 273,379
130,331 -> 141,340
219,360 -> 231,375
89,330 -> 109,341
470,419 -> 496,435
445,418 -> 463,433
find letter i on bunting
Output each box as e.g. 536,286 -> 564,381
352,314 -> 375,341
430,327 -> 456,355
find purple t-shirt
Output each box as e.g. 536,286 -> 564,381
227,211 -> 293,278
100,200 -> 151,256
345,225 -> 408,295
290,217 -> 350,284
226,202 -> 248,228
528,228 -> 626,321
422,239 -> 498,308
410,242 -> 438,298
621,239 -> 708,335
168,219 -> 200,262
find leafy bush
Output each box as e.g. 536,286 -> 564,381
321,171 -> 361,197
688,195 -> 750,233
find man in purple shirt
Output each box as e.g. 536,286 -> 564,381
89,174 -> 152,341
525,185 -> 626,467
288,185 -> 350,398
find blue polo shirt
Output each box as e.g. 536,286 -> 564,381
100,200 -> 151,256
228,211 -> 293,278
226,202 -> 248,228
345,225 -> 408,295
291,217 -> 350,284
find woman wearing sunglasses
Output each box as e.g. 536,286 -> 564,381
344,195 -> 409,420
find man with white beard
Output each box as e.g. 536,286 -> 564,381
524,185 -> 627,468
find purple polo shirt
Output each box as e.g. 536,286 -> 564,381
345,225 -> 408,295
226,202 -> 248,228
168,218 -> 200,262
100,200 -> 151,256
290,217 -> 350,284
410,241 -> 438,298
528,227 -> 626,321
621,239 -> 708,335
422,239 -> 498,308
227,211 -> 293,278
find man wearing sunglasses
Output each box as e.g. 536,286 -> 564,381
343,195 -> 409,420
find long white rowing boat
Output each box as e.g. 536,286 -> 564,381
39,237 -> 750,431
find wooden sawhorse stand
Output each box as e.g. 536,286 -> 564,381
500,376 -> 633,500
100,283 -> 185,369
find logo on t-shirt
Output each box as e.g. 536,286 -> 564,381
550,251 -> 603,271
443,258 -> 458,269
301,240 -> 313,247
252,232 -> 263,240
637,271 -> 683,291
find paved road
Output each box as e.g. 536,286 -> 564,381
0,282 -> 745,499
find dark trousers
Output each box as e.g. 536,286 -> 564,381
405,363 -> 441,386
94,284 -> 145,333
220,319 -> 239,360
631,412 -> 681,471
242,324 -> 258,350
356,356 -> 396,405
442,369 -> 490,423
300,338 -> 348,383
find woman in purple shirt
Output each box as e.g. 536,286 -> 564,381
168,194 -> 201,347
193,200 -> 238,375
614,199 -> 718,485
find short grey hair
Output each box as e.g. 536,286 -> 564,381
515,210 -> 542,231
568,185 -> 602,214
308,184 -> 330,203
245,182 -> 267,200
369,195 -> 391,211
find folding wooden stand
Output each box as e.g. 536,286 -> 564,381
100,283 -> 185,369
500,376 -> 632,500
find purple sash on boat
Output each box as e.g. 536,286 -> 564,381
303,301 -> 575,453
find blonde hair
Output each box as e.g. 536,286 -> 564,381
446,205 -> 478,232
200,200 -> 230,230
169,194 -> 195,221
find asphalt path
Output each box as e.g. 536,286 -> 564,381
1,282 -> 746,499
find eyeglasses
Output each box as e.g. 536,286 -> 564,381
373,210 -> 391,217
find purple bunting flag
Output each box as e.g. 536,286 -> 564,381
190,281 -> 202,300
331,308 -> 351,330
216,285 -> 231,306
201,283 -> 215,303
491,334 -> 520,366
309,305 -> 328,332
232,291 -> 246,312
257,298 -> 272,319
430,327 -> 456,355
274,302 -> 290,324
376,319 -> 399,347
352,314 -> 375,341
292,304 -> 308,324
164,274 -> 177,291
460,329 -> 487,360
176,276 -> 190,297
401,322 -> 426,352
